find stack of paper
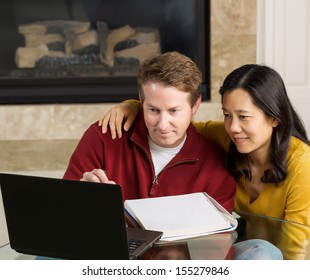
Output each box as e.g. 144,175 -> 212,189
124,192 -> 237,241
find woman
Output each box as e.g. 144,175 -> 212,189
99,64 -> 310,259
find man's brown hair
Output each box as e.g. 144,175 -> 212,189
137,51 -> 202,107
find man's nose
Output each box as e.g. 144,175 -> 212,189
157,113 -> 169,130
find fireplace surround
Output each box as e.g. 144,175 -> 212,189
0,0 -> 210,104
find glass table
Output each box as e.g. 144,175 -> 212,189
0,231 -> 237,260
141,231 -> 237,260
2,213 -> 309,260
236,212 -> 310,260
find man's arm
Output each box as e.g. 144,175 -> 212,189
215,172 -> 236,213
63,123 -> 105,181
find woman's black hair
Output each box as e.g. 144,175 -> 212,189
219,64 -> 310,183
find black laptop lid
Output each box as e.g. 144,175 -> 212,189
0,173 -> 130,260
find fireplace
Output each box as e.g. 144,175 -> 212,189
0,0 -> 210,104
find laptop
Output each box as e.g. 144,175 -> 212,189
0,173 -> 162,260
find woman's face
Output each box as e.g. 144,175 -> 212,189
222,88 -> 278,158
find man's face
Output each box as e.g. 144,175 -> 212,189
141,81 -> 200,148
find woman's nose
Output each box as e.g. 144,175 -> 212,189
228,118 -> 242,133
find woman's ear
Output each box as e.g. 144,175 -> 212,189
272,118 -> 279,128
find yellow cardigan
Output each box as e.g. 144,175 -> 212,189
127,99 -> 310,259
194,120 -> 310,259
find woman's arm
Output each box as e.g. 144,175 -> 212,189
279,151 -> 310,259
194,120 -> 230,152
99,99 -> 230,150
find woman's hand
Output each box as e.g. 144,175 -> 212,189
98,102 -> 138,139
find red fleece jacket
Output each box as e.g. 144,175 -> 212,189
64,111 -> 236,211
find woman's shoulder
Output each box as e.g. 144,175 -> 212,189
287,136 -> 310,167
289,136 -> 310,153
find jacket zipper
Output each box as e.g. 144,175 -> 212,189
134,140 -> 198,186
151,159 -> 198,187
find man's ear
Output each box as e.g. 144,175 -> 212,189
138,93 -> 144,104
192,96 -> 202,115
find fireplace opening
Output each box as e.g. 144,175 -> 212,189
0,0 -> 210,104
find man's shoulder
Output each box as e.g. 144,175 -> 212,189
188,124 -> 226,152
87,120 -> 135,141
184,125 -> 227,165
85,121 -> 104,135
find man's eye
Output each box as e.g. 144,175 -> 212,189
148,108 -> 158,113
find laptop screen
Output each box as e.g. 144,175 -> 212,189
0,173 -> 130,259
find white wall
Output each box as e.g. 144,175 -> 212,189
257,0 -> 310,136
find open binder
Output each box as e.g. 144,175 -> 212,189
124,192 -> 238,241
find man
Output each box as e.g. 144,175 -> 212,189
63,51 -> 236,211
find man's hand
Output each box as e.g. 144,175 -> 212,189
80,169 -> 116,184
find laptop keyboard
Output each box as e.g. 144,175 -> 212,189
128,238 -> 146,253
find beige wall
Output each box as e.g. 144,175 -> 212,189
0,0 -> 257,141
211,0 -> 257,102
